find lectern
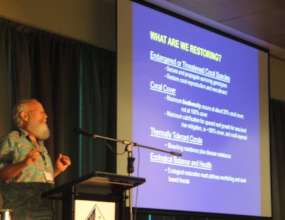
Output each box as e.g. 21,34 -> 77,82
42,171 -> 145,220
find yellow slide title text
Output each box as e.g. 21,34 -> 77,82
149,31 -> 222,62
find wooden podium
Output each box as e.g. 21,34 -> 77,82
42,171 -> 145,220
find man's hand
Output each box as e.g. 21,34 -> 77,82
24,147 -> 41,165
0,147 -> 41,182
54,154 -> 71,177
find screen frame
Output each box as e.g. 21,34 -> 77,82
117,0 -> 272,218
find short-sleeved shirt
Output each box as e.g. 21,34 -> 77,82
0,130 -> 55,220
0,129 -> 54,183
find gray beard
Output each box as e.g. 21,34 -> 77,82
26,122 -> 50,140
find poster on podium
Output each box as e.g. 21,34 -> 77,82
75,200 -> 115,220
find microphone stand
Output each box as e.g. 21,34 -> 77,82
126,143 -> 134,220
77,129 -> 182,220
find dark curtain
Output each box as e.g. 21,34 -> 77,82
78,45 -> 116,176
0,18 -> 116,184
270,99 -> 285,220
0,19 -> 13,136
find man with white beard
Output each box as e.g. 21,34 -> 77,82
0,99 -> 71,219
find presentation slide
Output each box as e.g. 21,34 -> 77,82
117,0 -> 270,217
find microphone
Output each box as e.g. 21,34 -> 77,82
75,128 -> 93,137
75,128 -> 120,143
170,151 -> 182,157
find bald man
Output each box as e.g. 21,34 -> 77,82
0,99 -> 71,220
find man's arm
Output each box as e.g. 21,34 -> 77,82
0,161 -> 28,182
54,153 -> 71,178
0,147 -> 41,182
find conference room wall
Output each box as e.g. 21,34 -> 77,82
0,0 -> 285,102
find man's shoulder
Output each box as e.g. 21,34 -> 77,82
0,130 -> 22,143
7,130 -> 22,139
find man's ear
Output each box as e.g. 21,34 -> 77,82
20,111 -> 29,122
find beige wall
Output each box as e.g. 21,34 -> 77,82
1,0 -> 285,101
0,0 -> 116,51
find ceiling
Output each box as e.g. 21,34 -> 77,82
155,0 -> 285,56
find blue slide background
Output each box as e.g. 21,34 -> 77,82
131,2 -> 260,216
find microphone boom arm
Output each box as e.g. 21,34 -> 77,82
77,128 -> 182,157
